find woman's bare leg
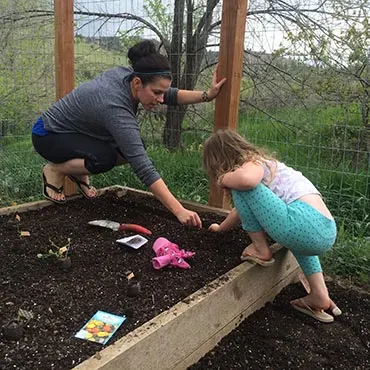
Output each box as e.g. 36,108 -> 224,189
43,159 -> 97,199
43,163 -> 66,202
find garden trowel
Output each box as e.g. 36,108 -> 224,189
88,220 -> 152,235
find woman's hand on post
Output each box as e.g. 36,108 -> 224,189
176,208 -> 202,228
217,173 -> 227,188
208,64 -> 227,100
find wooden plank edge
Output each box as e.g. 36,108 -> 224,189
74,250 -> 299,370
173,250 -> 299,369
174,266 -> 299,369
0,185 -> 229,217
73,262 -> 255,370
122,186 -> 231,216
0,186 -> 125,216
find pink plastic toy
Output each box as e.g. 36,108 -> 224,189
151,237 -> 195,270
152,254 -> 191,269
152,237 -> 179,256
152,254 -> 172,269
169,255 -> 190,269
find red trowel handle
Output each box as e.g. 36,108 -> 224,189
118,224 -> 152,235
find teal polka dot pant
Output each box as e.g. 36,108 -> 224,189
232,184 -> 337,276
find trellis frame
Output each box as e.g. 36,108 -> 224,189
53,0 -> 248,206
210,0 -> 248,208
54,0 -> 76,195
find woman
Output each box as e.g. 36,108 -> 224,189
32,40 -> 226,228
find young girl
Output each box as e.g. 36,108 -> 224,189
203,129 -> 342,323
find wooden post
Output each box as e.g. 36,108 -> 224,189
54,0 -> 76,195
208,0 -> 248,208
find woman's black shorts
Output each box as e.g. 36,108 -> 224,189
32,132 -> 119,174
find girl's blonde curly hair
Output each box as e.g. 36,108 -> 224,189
202,129 -> 276,181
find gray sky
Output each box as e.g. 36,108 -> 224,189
73,1 -> 299,54
73,0 -> 364,60
75,0 -> 157,37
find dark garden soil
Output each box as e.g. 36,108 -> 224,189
0,190 -> 369,370
190,281 -> 370,370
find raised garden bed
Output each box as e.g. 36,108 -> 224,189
0,186 -> 299,369
190,280 -> 370,369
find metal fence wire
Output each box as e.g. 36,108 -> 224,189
0,1 -> 369,238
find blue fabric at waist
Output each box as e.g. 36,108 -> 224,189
32,116 -> 49,136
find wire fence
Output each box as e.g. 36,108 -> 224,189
0,0 -> 369,243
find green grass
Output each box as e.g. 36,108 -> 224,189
237,109 -> 369,233
74,39 -> 128,84
322,225 -> 370,285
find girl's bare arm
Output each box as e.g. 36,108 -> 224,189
219,162 -> 264,190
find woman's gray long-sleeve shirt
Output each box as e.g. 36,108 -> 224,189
41,66 -> 179,187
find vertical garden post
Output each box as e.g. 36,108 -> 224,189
54,0 -> 76,195
208,0 -> 248,208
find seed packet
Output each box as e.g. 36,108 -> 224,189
75,310 -> 126,345
116,234 -> 148,249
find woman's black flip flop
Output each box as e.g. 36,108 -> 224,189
42,172 -> 65,204
68,175 -> 94,199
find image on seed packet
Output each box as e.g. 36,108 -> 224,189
75,310 -> 126,344
116,234 -> 148,249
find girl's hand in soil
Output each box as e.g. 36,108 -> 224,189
176,208 -> 202,228
208,223 -> 221,232
209,208 -> 241,233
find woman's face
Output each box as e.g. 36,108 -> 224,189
132,77 -> 172,110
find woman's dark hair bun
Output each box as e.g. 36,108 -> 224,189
127,39 -> 171,75
128,40 -> 157,66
